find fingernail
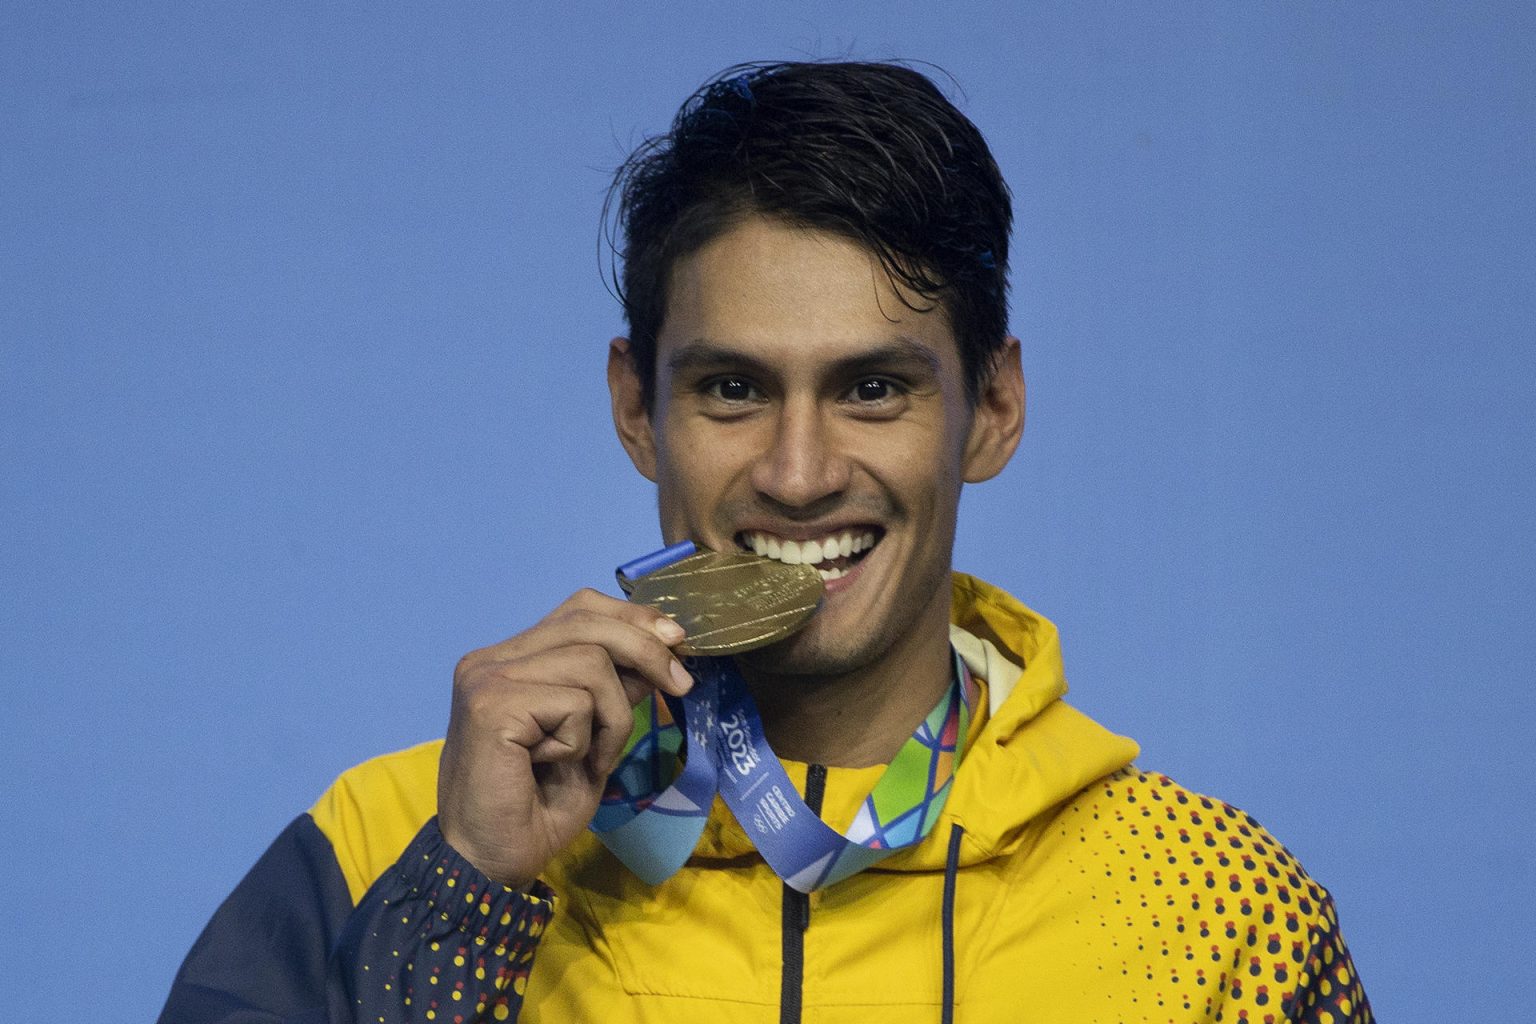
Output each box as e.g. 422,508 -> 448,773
654,618 -> 686,643
669,660 -> 694,692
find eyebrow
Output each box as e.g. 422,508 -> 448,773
664,336 -> 944,380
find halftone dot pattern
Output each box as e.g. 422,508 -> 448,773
340,818 -> 554,1024
1046,769 -> 1372,1023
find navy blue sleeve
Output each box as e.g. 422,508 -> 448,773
159,815 -> 554,1024
1286,895 -> 1374,1023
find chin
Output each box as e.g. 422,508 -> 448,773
736,623 -> 885,680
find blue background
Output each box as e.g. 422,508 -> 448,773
3,3 -> 1532,1019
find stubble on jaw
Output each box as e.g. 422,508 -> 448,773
731,559 -> 957,768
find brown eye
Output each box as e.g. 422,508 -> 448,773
853,379 -> 893,402
709,377 -> 757,402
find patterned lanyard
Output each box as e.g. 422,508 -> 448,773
591,650 -> 972,892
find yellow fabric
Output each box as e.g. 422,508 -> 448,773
310,574 -> 1361,1023
309,739 -> 442,906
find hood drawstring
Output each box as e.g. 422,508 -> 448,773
941,822 -> 965,1024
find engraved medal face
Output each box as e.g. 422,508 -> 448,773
622,549 -> 824,655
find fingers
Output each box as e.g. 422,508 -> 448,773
555,588 -> 689,682
473,589 -> 683,661
531,644 -> 636,774
464,589 -> 693,703
541,609 -> 692,701
451,589 -> 696,776
454,645 -> 634,776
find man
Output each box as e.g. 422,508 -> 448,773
161,62 -> 1371,1023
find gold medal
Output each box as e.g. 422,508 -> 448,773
619,548 -> 824,655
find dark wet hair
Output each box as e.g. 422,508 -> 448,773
607,60 -> 1013,409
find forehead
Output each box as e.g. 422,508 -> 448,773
657,217 -> 962,377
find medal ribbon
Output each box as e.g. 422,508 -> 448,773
591,543 -> 973,892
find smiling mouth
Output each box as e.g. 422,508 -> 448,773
735,528 -> 884,581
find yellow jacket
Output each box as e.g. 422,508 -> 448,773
166,575 -> 1368,1024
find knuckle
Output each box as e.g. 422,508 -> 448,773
572,643 -> 616,676
557,588 -> 608,617
452,656 -> 500,697
456,680 -> 504,721
453,649 -> 487,682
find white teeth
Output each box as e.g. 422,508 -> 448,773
742,529 -> 878,568
817,566 -> 847,581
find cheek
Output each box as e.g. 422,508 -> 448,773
662,416 -> 761,485
880,427 -> 967,503
654,428 -> 735,524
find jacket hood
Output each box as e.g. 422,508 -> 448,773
693,573 -> 1140,874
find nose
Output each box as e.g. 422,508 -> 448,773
749,396 -> 851,512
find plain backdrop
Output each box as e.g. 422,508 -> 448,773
3,3 -> 1533,1020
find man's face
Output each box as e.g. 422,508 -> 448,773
611,215 -> 1022,679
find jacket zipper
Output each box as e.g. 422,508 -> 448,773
780,763 -> 827,1024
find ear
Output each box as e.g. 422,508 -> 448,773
962,336 -> 1026,483
608,337 -> 658,481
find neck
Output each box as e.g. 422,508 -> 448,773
739,596 -> 954,769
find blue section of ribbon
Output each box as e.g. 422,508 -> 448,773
708,659 -> 864,891
615,540 -> 697,583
